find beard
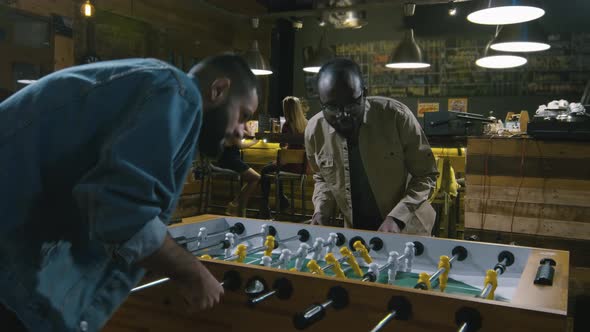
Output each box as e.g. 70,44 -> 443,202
324,112 -> 362,140
333,117 -> 356,138
198,102 -> 231,159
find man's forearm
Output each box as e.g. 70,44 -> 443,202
388,174 -> 436,223
137,234 -> 206,280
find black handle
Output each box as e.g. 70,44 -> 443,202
534,258 -> 556,286
292,286 -> 348,330
293,303 -> 326,330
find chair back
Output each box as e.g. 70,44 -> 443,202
277,149 -> 306,169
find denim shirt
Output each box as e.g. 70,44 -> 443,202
0,58 -> 202,331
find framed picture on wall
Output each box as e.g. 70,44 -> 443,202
448,98 -> 468,113
417,102 -> 440,117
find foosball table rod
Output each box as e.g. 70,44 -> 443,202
236,224 -> 277,244
361,241 -> 425,282
225,236 -> 279,262
190,238 -> 231,255
175,222 -> 245,249
455,307 -> 482,332
247,277 -> 293,306
130,270 -> 241,293
368,296 -> 412,332
292,286 -> 349,330
418,246 -> 468,291
321,236 -> 388,272
477,250 -> 515,300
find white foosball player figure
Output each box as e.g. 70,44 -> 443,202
387,251 -> 400,285
404,242 -> 415,273
311,237 -> 325,261
294,243 -> 311,271
278,249 -> 293,270
261,255 -> 272,267
325,233 -> 339,255
367,262 -> 379,281
224,233 -> 236,258
190,227 -> 207,251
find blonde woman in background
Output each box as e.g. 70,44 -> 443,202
258,96 -> 308,219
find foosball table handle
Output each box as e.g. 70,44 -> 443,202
534,258 -> 556,286
292,286 -> 349,330
455,307 -> 482,332
131,270 -> 241,293
247,277 -> 293,306
368,296 -> 412,332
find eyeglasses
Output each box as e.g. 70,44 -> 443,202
320,94 -> 364,116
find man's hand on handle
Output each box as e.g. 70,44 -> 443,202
172,261 -> 224,311
138,234 -> 224,312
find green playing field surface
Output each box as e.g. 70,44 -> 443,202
213,253 -> 483,297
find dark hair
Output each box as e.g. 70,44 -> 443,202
317,57 -> 364,85
188,54 -> 258,99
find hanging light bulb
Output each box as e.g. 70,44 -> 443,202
476,38 -> 527,69
244,40 -> 273,75
448,1 -> 458,16
467,0 -> 544,25
244,18 -> 272,76
490,21 -> 550,52
385,3 -> 430,70
80,0 -> 95,18
303,33 -> 334,73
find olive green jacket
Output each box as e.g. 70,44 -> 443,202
304,96 -> 438,235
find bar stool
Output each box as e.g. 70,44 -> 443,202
266,149 -> 308,217
198,159 -> 243,214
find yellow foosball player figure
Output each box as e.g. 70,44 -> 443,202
307,260 -> 324,275
438,255 -> 451,292
325,253 -> 346,279
264,235 -> 276,257
416,272 -> 432,290
340,247 -> 363,277
353,240 -> 373,264
235,244 -> 248,263
484,269 -> 498,300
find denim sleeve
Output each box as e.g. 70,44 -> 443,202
73,83 -> 200,265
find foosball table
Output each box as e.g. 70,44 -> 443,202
104,215 -> 569,332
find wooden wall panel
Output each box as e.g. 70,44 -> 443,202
465,137 -> 590,267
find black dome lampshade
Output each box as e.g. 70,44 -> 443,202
244,40 -> 272,75
303,34 -> 334,73
476,37 -> 527,69
467,0 -> 545,25
386,29 -> 430,69
244,18 -> 272,76
490,20 -> 550,53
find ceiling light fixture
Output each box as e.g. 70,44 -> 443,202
386,3 -> 430,69
467,0 -> 545,25
80,0 -> 95,18
490,21 -> 550,52
244,18 -> 272,76
448,1 -> 458,16
476,37 -> 527,69
303,33 -> 334,73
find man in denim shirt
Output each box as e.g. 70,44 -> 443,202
0,54 -> 259,331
